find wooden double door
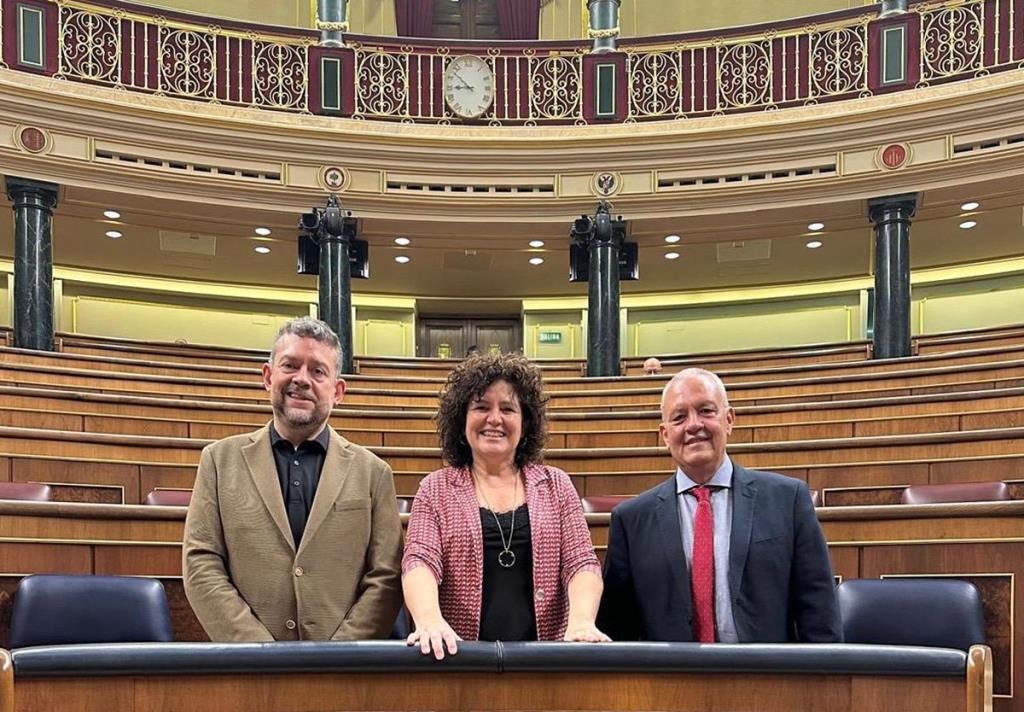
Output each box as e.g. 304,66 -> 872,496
417,317 -> 522,358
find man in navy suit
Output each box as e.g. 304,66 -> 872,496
598,368 -> 842,643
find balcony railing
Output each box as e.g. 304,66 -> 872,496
0,0 -> 1019,125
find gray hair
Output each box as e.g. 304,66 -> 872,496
660,367 -> 730,412
269,317 -> 342,374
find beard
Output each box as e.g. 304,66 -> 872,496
272,389 -> 329,430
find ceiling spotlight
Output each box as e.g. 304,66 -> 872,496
394,237 -> 411,246
529,257 -> 544,265
665,252 -> 680,260
105,230 -> 123,239
664,234 -> 681,244
254,227 -> 271,236
960,201 -> 980,211
806,240 -> 823,249
254,245 -> 271,254
103,210 -> 121,220
807,222 -> 825,232
395,255 -> 410,264
959,220 -> 977,229
529,240 -> 545,248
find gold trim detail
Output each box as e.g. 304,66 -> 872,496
317,20 -> 348,32
588,26 -> 620,39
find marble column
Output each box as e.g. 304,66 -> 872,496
317,0 -> 347,47
867,193 -> 917,360
5,177 -> 58,351
318,197 -> 354,374
586,205 -> 621,377
880,0 -> 908,16
588,0 -> 621,54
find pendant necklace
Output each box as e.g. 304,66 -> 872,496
474,469 -> 519,569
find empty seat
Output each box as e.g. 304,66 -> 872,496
0,482 -> 52,502
9,574 -> 174,648
144,488 -> 193,506
581,495 -> 632,513
901,481 -> 1010,505
396,496 -> 413,514
837,578 -> 985,651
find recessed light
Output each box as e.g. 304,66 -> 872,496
529,257 -> 544,265
664,252 -> 680,260
529,240 -> 545,248
807,222 -> 825,231
103,210 -> 121,220
959,220 -> 977,229
105,230 -> 122,239
806,240 -> 823,249
394,237 -> 411,246
254,245 -> 271,254
960,201 -> 980,211
254,227 -> 271,236
395,255 -> 410,264
664,235 -> 681,244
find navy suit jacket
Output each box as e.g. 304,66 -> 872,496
597,463 -> 842,643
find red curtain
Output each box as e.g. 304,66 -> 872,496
395,0 -> 435,38
497,0 -> 539,40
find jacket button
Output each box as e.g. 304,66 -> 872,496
294,566 -> 304,576
535,588 -> 545,600
285,619 -> 296,630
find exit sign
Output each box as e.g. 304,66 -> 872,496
538,332 -> 562,344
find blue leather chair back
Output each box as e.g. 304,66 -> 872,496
837,578 -> 985,651
9,574 -> 174,648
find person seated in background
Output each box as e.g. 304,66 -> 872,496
465,345 -> 480,358
403,353 -> 608,658
183,317 -> 402,641
598,367 -> 842,643
643,357 -> 663,375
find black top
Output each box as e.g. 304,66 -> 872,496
478,504 -> 537,641
270,424 -> 330,547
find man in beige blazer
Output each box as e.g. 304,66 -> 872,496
183,317 -> 402,641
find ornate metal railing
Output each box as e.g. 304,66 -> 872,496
0,0 -> 1019,124
623,17 -> 872,119
351,45 -> 585,125
54,0 -> 311,111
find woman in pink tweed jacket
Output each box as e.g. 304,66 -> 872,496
403,353 -> 607,659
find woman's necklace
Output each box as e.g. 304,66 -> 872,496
474,469 -> 519,569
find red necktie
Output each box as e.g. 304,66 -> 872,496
689,486 -> 716,643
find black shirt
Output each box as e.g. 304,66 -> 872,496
478,504 -> 537,641
270,424 -> 330,547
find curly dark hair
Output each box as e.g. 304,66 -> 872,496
436,352 -> 549,469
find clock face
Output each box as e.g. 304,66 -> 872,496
444,55 -> 494,119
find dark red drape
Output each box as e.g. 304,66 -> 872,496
497,0 -> 539,40
395,0 -> 435,38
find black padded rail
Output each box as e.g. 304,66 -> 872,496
11,641 -> 966,678
498,642 -> 967,676
12,641 -> 499,676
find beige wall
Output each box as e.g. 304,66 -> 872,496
59,285 -> 305,350
137,0 -> 866,37
523,310 -> 585,358
143,0 -> 312,28
911,275 -> 1024,335
348,0 -> 397,35
541,0 -> 868,40
627,295 -> 861,357
354,307 -> 415,356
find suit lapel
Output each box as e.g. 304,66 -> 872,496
728,463 -> 757,603
299,427 -> 352,555
241,424 -> 295,551
655,476 -> 691,624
